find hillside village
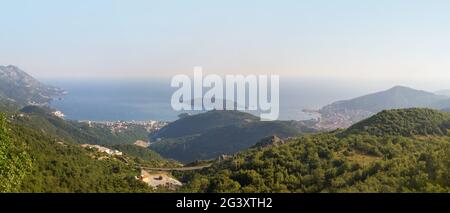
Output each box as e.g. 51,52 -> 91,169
82,120 -> 168,134
81,144 -> 123,156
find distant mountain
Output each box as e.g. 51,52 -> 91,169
150,110 -> 315,163
343,108 -> 450,137
435,89 -> 450,97
0,65 -> 66,107
431,98 -> 450,109
317,86 -> 448,129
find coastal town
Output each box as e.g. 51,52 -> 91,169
81,120 -> 169,134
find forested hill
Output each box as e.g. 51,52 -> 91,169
0,112 -> 175,192
0,113 -> 31,192
178,108 -> 450,193
151,110 -> 260,139
149,110 -> 315,163
343,108 -> 450,137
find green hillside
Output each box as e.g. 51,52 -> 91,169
0,112 -> 176,192
13,106 -> 149,146
0,113 -> 31,192
0,99 -> 19,113
178,109 -> 450,193
0,113 -> 155,192
150,110 -> 312,163
151,121 -> 301,162
112,144 -> 180,168
343,108 -> 450,137
150,110 -> 259,139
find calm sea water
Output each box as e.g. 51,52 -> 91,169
46,78 -> 385,121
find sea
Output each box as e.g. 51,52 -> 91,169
45,78 -> 394,122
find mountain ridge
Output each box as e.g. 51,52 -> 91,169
0,65 -> 66,107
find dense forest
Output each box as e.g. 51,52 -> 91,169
176,109 -> 450,192
0,113 -> 31,192
0,112 -> 171,192
112,144 -> 180,168
344,108 -> 450,136
149,110 -> 314,162
2,108 -> 450,192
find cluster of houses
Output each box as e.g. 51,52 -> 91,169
81,144 -> 123,156
52,111 -> 65,118
81,120 -> 168,134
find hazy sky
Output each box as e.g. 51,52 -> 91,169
1,0 -> 450,85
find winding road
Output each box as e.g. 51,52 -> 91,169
137,164 -> 212,171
